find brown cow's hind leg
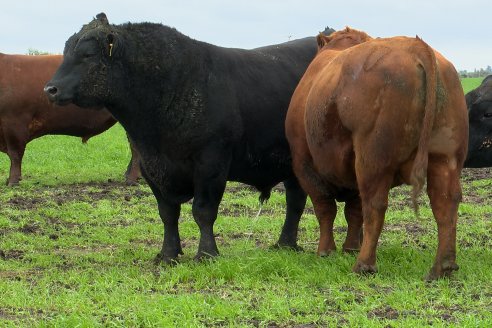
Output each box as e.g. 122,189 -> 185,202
312,197 -> 338,256
425,155 -> 461,281
4,125 -> 28,186
353,173 -> 393,275
342,196 -> 363,252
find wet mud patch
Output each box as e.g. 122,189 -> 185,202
4,181 -> 152,211
462,167 -> 492,182
19,223 -> 42,234
0,249 -> 25,260
7,196 -> 44,210
367,305 -> 401,320
0,306 -> 47,321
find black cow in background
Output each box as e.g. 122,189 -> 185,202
465,75 -> 492,168
45,13 -> 335,263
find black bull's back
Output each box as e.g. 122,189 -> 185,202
45,14 -> 325,263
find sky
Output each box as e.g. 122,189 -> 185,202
1,0 -> 490,72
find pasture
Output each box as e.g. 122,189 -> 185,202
0,78 -> 491,326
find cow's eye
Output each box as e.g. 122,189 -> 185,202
485,112 -> 492,118
83,53 -> 96,59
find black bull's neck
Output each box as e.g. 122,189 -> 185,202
102,24 -> 211,154
68,21 -> 318,161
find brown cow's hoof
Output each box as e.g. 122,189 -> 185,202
125,180 -> 139,186
125,177 -> 140,186
317,249 -> 336,257
352,261 -> 378,275
342,247 -> 360,254
7,180 -> 20,187
425,261 -> 459,281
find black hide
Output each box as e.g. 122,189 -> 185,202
465,75 -> 492,168
46,13 -> 329,262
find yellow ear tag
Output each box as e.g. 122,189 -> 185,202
109,43 -> 113,57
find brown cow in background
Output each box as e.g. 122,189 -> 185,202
286,27 -> 468,280
0,53 -> 141,186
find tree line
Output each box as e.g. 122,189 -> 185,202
459,66 -> 492,78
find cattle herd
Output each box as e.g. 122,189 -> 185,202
2,12 -> 491,280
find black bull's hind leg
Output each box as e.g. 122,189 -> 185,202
192,146 -> 230,261
274,177 -> 307,250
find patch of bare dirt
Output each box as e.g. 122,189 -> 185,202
462,167 -> 492,181
368,305 -> 401,320
0,306 -> 46,321
5,181 -> 152,211
7,196 -> 44,210
0,249 -> 25,260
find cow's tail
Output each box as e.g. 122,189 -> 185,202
409,37 -> 438,217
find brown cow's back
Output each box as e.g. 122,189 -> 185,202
0,54 -> 115,143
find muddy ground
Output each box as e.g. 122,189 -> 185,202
1,167 -> 491,325
2,167 -> 490,252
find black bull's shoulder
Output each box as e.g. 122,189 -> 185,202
46,14 -> 332,262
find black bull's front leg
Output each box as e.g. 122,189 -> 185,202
151,144 -> 231,264
150,144 -> 306,263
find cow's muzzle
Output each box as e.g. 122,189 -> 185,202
44,85 -> 58,101
44,84 -> 72,106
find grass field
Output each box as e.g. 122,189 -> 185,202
461,77 -> 484,94
1,78 -> 491,327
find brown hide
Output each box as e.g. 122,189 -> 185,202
0,53 -> 141,185
286,27 -> 468,280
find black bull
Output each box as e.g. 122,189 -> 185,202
464,75 -> 492,168
45,13 -> 334,263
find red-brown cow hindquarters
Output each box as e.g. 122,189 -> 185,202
287,28 -> 468,280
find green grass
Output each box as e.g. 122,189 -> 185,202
1,81 -> 492,326
461,77 -> 484,94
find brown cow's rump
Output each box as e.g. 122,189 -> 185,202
286,27 -> 468,280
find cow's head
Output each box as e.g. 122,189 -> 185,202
316,27 -> 373,52
45,13 -> 122,108
464,75 -> 492,167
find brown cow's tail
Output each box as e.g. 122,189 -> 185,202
410,37 -> 438,217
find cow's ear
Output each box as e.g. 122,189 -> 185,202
96,13 -> 109,25
316,33 -> 330,51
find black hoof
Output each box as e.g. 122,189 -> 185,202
270,243 -> 304,252
153,252 -> 179,266
193,251 -> 218,262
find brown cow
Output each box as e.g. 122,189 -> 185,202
0,53 -> 141,186
286,27 -> 468,280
